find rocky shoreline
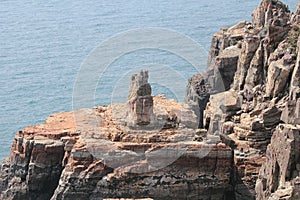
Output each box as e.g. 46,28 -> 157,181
1,0 -> 300,199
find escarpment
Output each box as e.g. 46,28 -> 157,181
186,0 -> 300,199
1,0 -> 300,199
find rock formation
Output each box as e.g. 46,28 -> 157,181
255,124 -> 300,200
0,95 -> 232,199
127,70 -> 154,126
0,70 -> 231,199
186,0 -> 300,199
1,0 -> 300,199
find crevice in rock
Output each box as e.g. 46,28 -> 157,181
271,161 -> 280,193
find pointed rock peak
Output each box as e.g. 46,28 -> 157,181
128,70 -> 151,100
252,0 -> 290,28
291,2 -> 300,24
295,1 -> 300,13
127,70 -> 153,126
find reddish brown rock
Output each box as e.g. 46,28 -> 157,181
185,1 -> 297,199
256,124 -> 300,200
90,143 -> 233,200
1,1 -> 300,199
0,112 -> 77,200
0,95 -> 231,199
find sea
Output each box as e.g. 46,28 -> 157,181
0,0 -> 298,161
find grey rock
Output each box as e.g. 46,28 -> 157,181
127,70 -> 154,126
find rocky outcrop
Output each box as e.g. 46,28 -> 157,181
234,0 -> 291,93
91,143 -> 233,199
186,24 -> 246,129
256,124 -> 300,200
0,113 -> 76,200
1,73 -> 232,199
185,0 -> 300,199
255,22 -> 300,199
252,0 -> 290,28
127,70 -> 154,126
1,0 -> 300,199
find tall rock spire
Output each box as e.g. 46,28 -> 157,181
127,70 -> 153,126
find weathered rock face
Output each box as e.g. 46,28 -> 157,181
281,98 -> 300,125
0,113 -> 77,200
186,24 -> 246,128
186,0 -> 292,130
255,18 -> 300,198
207,20 -> 246,66
127,70 -> 154,126
204,90 -> 242,134
0,94 -> 232,199
291,2 -> 300,25
252,0 -> 290,28
234,0 -> 291,93
290,35 -> 300,100
215,46 -> 241,91
265,59 -> 293,98
233,35 -> 261,91
91,143 -> 233,200
185,73 -> 210,128
1,1 -> 300,199
185,0 -> 300,199
256,124 -> 300,200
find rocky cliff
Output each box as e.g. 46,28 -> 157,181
1,0 -> 300,199
186,0 -> 300,199
0,71 -> 233,199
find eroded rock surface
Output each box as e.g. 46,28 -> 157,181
256,124 -> 300,200
1,0 -> 300,199
127,70 -> 154,126
0,95 -> 233,199
186,0 -> 300,199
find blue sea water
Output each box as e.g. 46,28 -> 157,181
0,0 -> 298,161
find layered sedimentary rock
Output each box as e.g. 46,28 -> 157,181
186,0 -> 300,199
255,23 -> 300,199
1,0 -> 300,199
0,113 -> 77,200
91,143 -> 233,200
256,124 -> 300,200
1,73 -> 232,199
